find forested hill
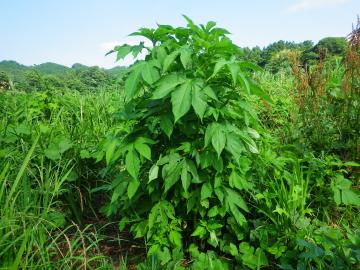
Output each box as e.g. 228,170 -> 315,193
0,60 -> 124,79
0,60 -> 127,92
0,36 -> 347,80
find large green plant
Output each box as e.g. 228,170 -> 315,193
104,17 -> 270,267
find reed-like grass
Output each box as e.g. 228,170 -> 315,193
0,88 -> 124,269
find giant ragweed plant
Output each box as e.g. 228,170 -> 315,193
103,17 -> 270,267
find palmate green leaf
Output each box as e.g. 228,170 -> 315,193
199,150 -> 223,172
215,187 -> 225,204
124,68 -> 142,100
152,74 -> 185,99
192,82 -> 207,120
182,15 -> 203,37
148,165 -> 159,183
171,80 -> 192,122
108,43 -> 146,60
111,182 -> 128,203
110,44 -> 131,60
181,158 -> 199,191
238,131 -> 259,154
238,101 -> 259,122
159,114 -> 174,138
129,27 -> 155,42
153,46 -> 168,63
209,230 -> 219,247
246,127 -> 260,139
208,206 -> 219,217
225,187 -> 249,212
227,63 -> 239,85
157,248 -> 172,265
185,159 -> 199,182
163,160 -> 182,193
163,50 -> 181,72
240,245 -> 268,269
181,165 -> 191,192
169,231 -> 182,247
225,133 -> 245,161
203,85 -> 218,100
205,123 -> 216,147
141,62 -> 160,85
204,21 -> 216,31
105,140 -> 117,165
154,24 -> 174,39
229,203 -> 247,226
211,128 -> 226,157
342,189 -> 360,206
125,148 -> 140,179
191,225 -> 207,238
180,46 -> 192,69
131,42 -> 145,57
229,243 -> 239,256
201,182 -> 213,201
210,58 -> 228,79
212,27 -> 231,35
229,170 -> 253,191
238,71 -> 250,94
127,178 -> 140,199
134,139 -> 151,160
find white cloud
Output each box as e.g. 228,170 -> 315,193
99,37 -> 152,66
286,0 -> 351,13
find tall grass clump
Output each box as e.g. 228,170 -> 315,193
0,88 -> 125,269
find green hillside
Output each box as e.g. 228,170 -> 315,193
33,62 -> 70,75
0,60 -> 28,81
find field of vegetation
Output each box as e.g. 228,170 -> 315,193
0,17 -> 359,269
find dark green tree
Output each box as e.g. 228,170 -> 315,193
315,37 -> 347,56
241,46 -> 263,65
43,74 -> 66,91
77,66 -> 111,89
24,69 -> 45,91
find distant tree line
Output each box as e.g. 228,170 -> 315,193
0,61 -> 127,92
241,37 -> 348,73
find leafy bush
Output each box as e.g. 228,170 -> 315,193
100,16 -> 272,267
93,15 -> 360,269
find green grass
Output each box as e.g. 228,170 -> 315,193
0,88 -> 125,269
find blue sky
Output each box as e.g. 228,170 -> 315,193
0,0 -> 359,68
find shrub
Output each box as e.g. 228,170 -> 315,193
102,16 -> 270,267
